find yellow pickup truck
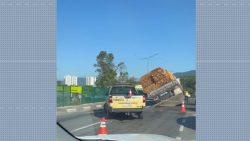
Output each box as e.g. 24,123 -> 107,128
104,83 -> 146,119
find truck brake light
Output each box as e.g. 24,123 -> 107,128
143,96 -> 146,103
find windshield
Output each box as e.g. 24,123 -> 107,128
110,87 -> 138,95
57,0 -> 195,141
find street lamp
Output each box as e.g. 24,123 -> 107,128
142,53 -> 158,73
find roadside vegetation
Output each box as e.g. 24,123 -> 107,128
179,76 -> 196,97
57,51 -> 196,106
94,51 -> 137,87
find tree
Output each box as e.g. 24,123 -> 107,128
127,77 -> 139,85
94,51 -> 128,87
180,76 -> 196,97
116,62 -> 129,82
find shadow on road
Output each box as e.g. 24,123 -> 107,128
110,113 -> 139,121
176,102 -> 196,107
176,116 -> 196,130
146,100 -> 156,106
186,107 -> 196,112
92,109 -> 140,121
92,109 -> 106,119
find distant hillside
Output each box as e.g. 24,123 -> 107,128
174,70 -> 196,78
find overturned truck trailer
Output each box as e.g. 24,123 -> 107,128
140,67 -> 183,102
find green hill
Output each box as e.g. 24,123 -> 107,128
174,70 -> 195,78
174,70 -> 196,96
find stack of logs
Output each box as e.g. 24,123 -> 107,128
140,67 -> 176,94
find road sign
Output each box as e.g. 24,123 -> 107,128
71,86 -> 83,94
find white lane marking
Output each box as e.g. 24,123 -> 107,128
176,137 -> 182,140
71,122 -> 100,133
179,125 -> 184,132
67,109 -> 76,112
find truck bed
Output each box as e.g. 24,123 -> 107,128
147,80 -> 183,102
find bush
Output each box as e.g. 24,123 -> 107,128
180,76 -> 196,97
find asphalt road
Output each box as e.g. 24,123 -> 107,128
57,98 -> 196,141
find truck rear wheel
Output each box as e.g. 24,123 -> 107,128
106,110 -> 113,119
104,103 -> 113,119
103,103 -> 107,112
137,112 -> 143,119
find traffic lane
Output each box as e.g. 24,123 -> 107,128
57,103 -> 196,139
177,116 -> 196,130
178,124 -> 196,141
107,106 -> 184,138
103,102 -> 195,140
74,105 -> 185,139
56,96 -> 169,121
57,111 -> 92,122
176,101 -> 196,130
57,111 -> 101,135
176,102 -> 196,141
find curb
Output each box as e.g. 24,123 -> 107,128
57,102 -> 105,113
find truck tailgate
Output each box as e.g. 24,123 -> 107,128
111,96 -> 145,109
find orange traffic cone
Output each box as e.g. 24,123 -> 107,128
180,101 -> 186,113
98,117 -> 108,135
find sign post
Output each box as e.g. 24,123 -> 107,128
79,94 -> 82,104
70,86 -> 83,105
63,86 -> 64,107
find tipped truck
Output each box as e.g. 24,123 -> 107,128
140,67 -> 183,102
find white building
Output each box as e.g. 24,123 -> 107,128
64,75 -> 96,86
64,75 -> 85,86
85,76 -> 96,86
64,75 -> 77,86
77,77 -> 85,86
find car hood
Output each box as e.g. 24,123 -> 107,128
76,134 -> 181,141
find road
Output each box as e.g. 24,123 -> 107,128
57,97 -> 196,141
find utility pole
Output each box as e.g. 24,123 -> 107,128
142,53 -> 158,73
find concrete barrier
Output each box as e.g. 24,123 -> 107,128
57,102 -> 105,113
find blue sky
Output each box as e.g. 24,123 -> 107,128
57,0 -> 195,80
